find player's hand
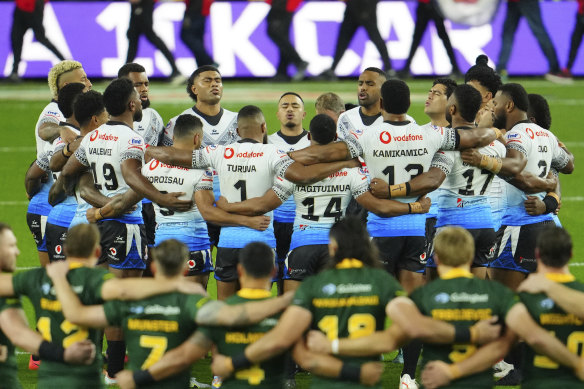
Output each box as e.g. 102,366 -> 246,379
177,279 -> 208,296
158,192 -> 192,211
460,148 -> 482,167
345,157 -> 362,169
215,196 -> 232,212
418,195 -> 431,213
518,273 -> 553,294
115,370 -> 136,389
306,330 -> 331,354
63,340 -> 96,365
524,196 -> 546,216
211,354 -> 234,378
470,316 -> 501,344
542,171 -> 558,193
46,260 -> 70,280
369,178 -> 389,199
59,127 -> 78,144
422,360 -> 453,389
86,207 -> 100,223
360,361 -> 383,386
247,215 -> 271,231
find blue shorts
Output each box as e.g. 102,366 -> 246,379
97,220 -> 146,270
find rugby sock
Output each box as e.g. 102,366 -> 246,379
401,340 -> 422,378
107,340 -> 126,377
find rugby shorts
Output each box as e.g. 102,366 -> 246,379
206,222 -> 221,248
45,222 -> 68,262
426,226 -> 496,269
215,247 -> 276,282
284,244 -> 329,281
26,213 -> 48,252
373,236 -> 426,275
185,249 -> 213,276
141,202 -> 156,248
97,220 -> 146,270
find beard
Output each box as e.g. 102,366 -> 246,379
141,98 -> 151,109
284,121 -> 296,129
133,108 -> 143,122
492,112 -> 506,129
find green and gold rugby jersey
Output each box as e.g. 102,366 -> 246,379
520,273 -> 584,388
0,297 -> 22,389
103,292 -> 209,388
409,268 -> 518,389
293,258 -> 404,389
199,289 -> 284,388
12,263 -> 113,389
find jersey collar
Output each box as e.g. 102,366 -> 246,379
383,120 -> 411,126
335,258 -> 364,269
544,273 -> 575,283
237,288 -> 272,299
107,120 -> 133,130
68,261 -> 85,270
237,138 -> 260,144
440,268 -> 474,280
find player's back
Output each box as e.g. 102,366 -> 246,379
103,292 -> 205,388
200,291 -> 284,388
519,278 -> 584,388
293,262 -> 403,388
336,107 -> 416,140
410,272 -> 517,388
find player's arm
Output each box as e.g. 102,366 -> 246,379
283,159 -> 361,186
144,146 -> 193,168
121,158 -> 192,212
0,275 -> 15,297
355,191 -> 430,217
461,147 -> 527,177
288,142 -> 352,165
215,189 -> 284,216
78,171 -> 112,208
49,138 -> 82,172
195,190 -> 271,231
99,275 -> 206,301
38,122 -> 77,144
518,274 -> 584,319
87,190 -> 142,223
24,160 -> 48,199
508,171 -> 558,194
456,127 -> 503,150
48,175 -> 67,206
372,167 -> 447,200
555,140 -> 575,174
60,152 -> 89,195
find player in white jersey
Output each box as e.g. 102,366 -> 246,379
268,92 -> 310,292
146,105 -> 361,300
315,92 -> 345,124
460,83 -> 574,290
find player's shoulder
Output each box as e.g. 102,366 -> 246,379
339,107 -> 361,121
39,101 -> 62,118
221,108 -> 238,120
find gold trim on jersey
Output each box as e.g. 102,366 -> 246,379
68,261 -> 85,270
440,268 -> 473,280
335,258 -> 364,269
544,273 -> 576,283
237,289 -> 272,299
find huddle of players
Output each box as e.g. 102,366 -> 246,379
7,54 -> 581,388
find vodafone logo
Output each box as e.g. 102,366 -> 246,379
55,245 -> 62,254
420,252 -> 427,261
526,128 -> 535,139
90,131 -> 98,141
109,247 -> 117,256
380,131 -> 392,144
224,147 -> 235,159
149,160 -> 159,171
188,260 -> 196,269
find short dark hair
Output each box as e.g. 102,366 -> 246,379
464,55 -> 502,96
528,94 -> 552,130
237,105 -> 264,122
363,67 -> 387,80
65,224 -> 100,258
118,63 -> 146,78
537,227 -> 572,268
103,78 -> 135,116
174,114 -> 203,139
187,65 -> 220,101
151,240 -> 188,277
58,83 -> 85,119
239,242 -> 275,278
433,78 -> 458,99
309,114 -> 336,145
499,83 -> 529,112
279,92 -> 304,104
381,79 -> 410,114
453,84 -> 482,123
328,217 -> 381,269
74,91 -> 105,128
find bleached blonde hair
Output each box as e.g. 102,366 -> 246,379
434,227 -> 475,267
47,60 -> 83,97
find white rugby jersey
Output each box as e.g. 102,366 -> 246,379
141,159 -> 213,223
75,121 -> 145,224
191,140 -> 293,248
345,120 -> 458,237
268,130 -> 311,223
134,107 -> 164,146
503,121 -> 571,226
35,101 -> 63,158
337,106 -> 416,140
163,107 -> 238,147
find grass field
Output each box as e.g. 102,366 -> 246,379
0,77 -> 583,388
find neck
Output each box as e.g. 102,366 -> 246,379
240,277 -> 272,291
360,104 -> 380,117
153,273 -> 181,282
382,112 -> 408,122
537,263 -> 570,275
437,264 -> 471,277
450,117 -> 474,129
279,125 -> 303,136
239,132 -> 264,143
66,257 -> 93,266
507,112 -> 528,130
195,101 -> 221,116
110,113 -> 134,128
428,114 -> 450,127
174,141 -> 195,151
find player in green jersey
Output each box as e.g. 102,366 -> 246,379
46,238 -> 293,388
0,223 -> 97,388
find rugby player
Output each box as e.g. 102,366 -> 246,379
315,92 -> 345,124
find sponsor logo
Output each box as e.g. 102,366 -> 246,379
276,149 -> 287,155
55,245 -> 62,254
188,260 -> 196,269
42,283 -> 52,295
420,252 -> 427,261
204,170 -> 213,178
144,305 -> 180,315
90,131 -> 99,141
435,292 -> 450,303
211,129 -> 219,135
380,131 -> 392,144
298,224 -> 309,231
93,132 -> 119,142
526,128 -> 535,139
235,151 -> 264,158
322,283 -> 336,295
450,293 -> 489,303
109,247 -> 117,256
519,256 -> 536,264
457,198 -> 464,208
541,298 -> 555,309
114,235 -> 124,243
508,133 -> 521,140
328,171 -> 348,178
149,160 -> 159,170
335,284 -> 372,294
130,306 -> 145,314
206,145 -> 218,151
224,147 -> 235,159
129,137 -> 143,146
351,129 -> 364,138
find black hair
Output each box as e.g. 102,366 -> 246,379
239,242 -> 275,278
57,83 -> 85,119
433,78 -> 458,99
345,103 -> 358,111
537,227 -> 572,268
279,92 -> 304,104
117,63 -> 146,78
237,105 -> 264,121
528,94 -> 552,130
500,83 -> 529,112
465,55 -> 502,96
186,65 -> 220,101
363,67 -> 387,80
103,78 -> 135,117
328,217 -> 381,269
74,90 -> 105,128
453,84 -> 482,123
151,239 -> 188,277
309,114 -> 336,145
381,79 -> 410,114
174,114 -> 203,139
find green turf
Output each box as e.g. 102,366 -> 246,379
1,77 -> 583,388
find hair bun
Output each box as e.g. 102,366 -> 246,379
475,55 -> 489,66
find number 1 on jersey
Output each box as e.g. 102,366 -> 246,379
234,180 -> 247,201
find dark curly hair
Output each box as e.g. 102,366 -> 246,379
465,55 -> 502,96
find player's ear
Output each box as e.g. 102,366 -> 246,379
506,100 -> 514,113
434,253 -> 441,266
236,127 -> 241,137
237,263 -> 244,279
271,266 -> 277,279
94,245 -> 102,260
261,122 -> 267,134
151,261 -> 157,276
379,97 -> 384,112
484,91 -> 492,102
